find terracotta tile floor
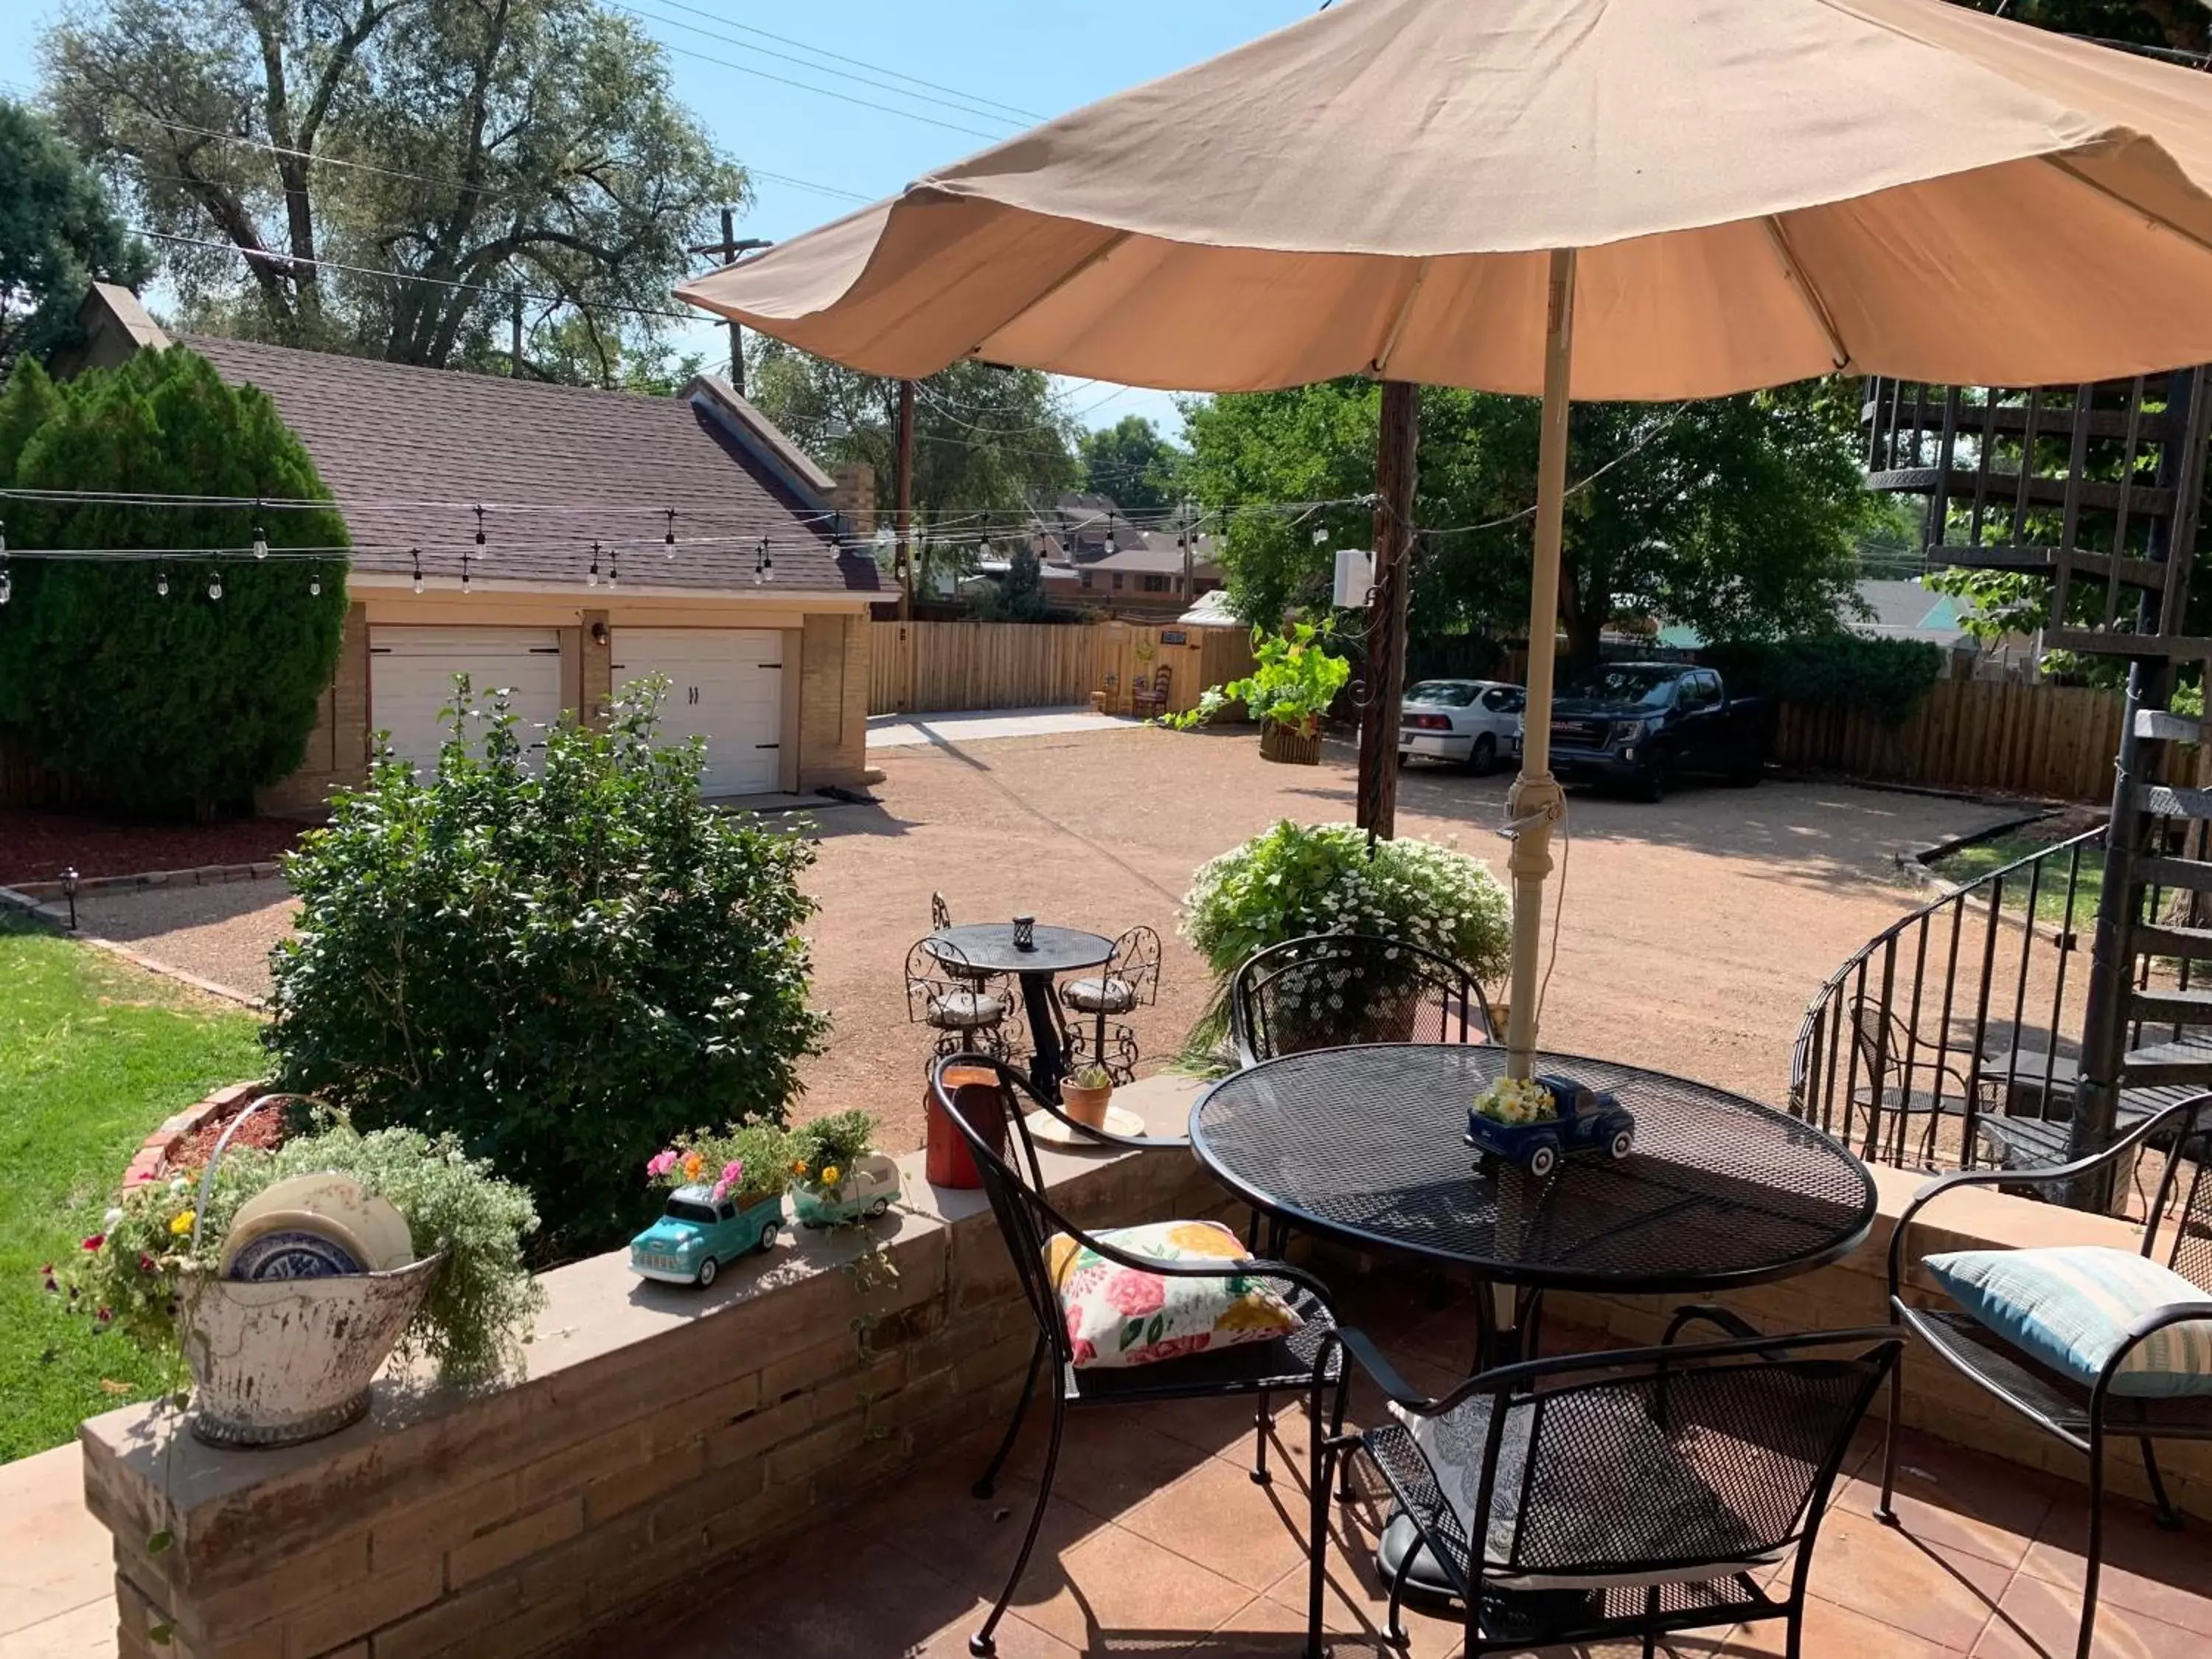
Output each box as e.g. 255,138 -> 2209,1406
636,1294 -> 2212,1659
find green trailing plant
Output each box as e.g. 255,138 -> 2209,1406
53,1119 -> 544,1388
786,1109 -> 875,1198
265,677 -> 828,1262
1165,619 -> 1351,734
0,349 -> 349,812
1697,635 -> 1944,728
1177,819 -> 1511,1060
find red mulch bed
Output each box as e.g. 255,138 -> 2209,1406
169,1106 -> 291,1172
0,808 -> 302,886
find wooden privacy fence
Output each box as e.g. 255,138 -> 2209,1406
869,620 -> 1255,719
1771,677 -> 2157,801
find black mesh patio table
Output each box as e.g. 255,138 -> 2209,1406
1190,1043 -> 1877,1298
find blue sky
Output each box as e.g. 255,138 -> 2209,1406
0,0 -> 1312,439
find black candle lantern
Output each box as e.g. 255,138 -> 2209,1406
1012,914 -> 1036,950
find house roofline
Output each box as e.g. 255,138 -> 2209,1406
684,375 -> 838,504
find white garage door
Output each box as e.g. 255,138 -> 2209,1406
613,628 -> 783,796
370,627 -> 564,775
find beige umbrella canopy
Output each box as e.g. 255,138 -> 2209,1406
682,0 -> 2212,1076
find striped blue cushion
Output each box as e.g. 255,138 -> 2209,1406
1925,1246 -> 2212,1399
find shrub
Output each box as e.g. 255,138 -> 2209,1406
265,678 -> 829,1262
0,351 -> 349,811
1697,634 -> 1942,728
57,1118 -> 543,1388
1167,619 -> 1351,734
1178,821 -> 1511,1057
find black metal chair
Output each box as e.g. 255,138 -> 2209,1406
931,891 -> 992,982
1882,1095 -> 2212,1659
1060,922 -> 1162,1084
1230,932 -> 1494,1068
1305,1309 -> 1899,1659
1842,995 -> 1995,1170
906,939 -> 1018,1062
928,1053 -> 1346,1658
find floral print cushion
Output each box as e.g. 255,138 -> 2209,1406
1044,1220 -> 1303,1369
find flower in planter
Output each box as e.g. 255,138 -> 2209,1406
645,1150 -> 678,1180
711,1160 -> 745,1203
1473,1077 -> 1557,1127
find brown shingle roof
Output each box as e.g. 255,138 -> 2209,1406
183,335 -> 880,595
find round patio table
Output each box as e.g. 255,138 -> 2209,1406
926,923 -> 1113,1097
1190,1042 -> 1878,1607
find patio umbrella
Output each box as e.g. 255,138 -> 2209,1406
680,0 -> 2212,1079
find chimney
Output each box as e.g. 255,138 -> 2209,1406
832,462 -> 877,540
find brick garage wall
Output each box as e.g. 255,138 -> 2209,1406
1547,1159 -> 2212,1523
256,602 -> 371,819
796,613 -> 869,790
80,1079 -> 1230,1659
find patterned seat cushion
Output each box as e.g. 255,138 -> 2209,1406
1062,975 -> 1137,1015
1924,1245 -> 2212,1398
1045,1219 -> 1301,1369
927,990 -> 1007,1029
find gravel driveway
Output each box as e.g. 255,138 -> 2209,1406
68,725 -> 2020,1150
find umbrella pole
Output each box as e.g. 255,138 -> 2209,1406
1503,248 -> 1577,1079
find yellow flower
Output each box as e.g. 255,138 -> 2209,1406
819,1165 -> 841,1188
1166,1222 -> 1244,1258
169,1210 -> 195,1237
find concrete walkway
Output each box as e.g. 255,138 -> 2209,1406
866,705 -> 1138,748
1,1444 -> 109,1658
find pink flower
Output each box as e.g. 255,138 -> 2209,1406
645,1150 -> 678,1179
720,1159 -> 744,1186
1136,1333 -> 1210,1366
1102,1269 -> 1166,1318
1069,1337 -> 1098,1366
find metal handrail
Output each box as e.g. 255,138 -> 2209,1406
1789,824 -> 2106,1170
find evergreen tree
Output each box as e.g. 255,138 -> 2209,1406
0,349 -> 348,811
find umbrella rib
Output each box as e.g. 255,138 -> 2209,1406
1369,257 -> 1433,378
961,227 -> 1134,361
2042,153 -> 2212,265
1761,215 -> 1850,372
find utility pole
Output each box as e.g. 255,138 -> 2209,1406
897,378 -> 917,712
510,286 -> 524,378
1354,380 -> 1419,840
686,209 -> 771,394
1178,496 -> 1196,599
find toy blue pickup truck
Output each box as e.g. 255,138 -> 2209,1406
629,1185 -> 781,1287
1466,1075 -> 1637,1178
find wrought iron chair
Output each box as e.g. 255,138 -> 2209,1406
1883,1095 -> 2212,1659
929,1054 -> 1345,1659
1132,664 -> 1172,717
1060,923 -> 1162,1084
1843,995 -> 1998,1170
1230,933 -> 1494,1068
905,939 -> 1017,1062
930,891 -> 992,982
1306,1310 -> 1899,1659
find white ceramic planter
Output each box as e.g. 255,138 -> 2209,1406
178,1254 -> 444,1448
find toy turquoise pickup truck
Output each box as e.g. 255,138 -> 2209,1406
628,1185 -> 781,1287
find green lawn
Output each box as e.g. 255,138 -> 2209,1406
1933,829 -> 2107,929
0,914 -> 265,1463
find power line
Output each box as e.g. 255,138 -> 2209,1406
635,27 -> 1006,141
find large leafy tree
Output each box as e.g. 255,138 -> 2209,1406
746,341 -> 1077,589
1078,413 -> 1185,514
1183,378 -> 1877,673
0,100 -> 153,377
0,349 -> 349,812
41,0 -> 744,383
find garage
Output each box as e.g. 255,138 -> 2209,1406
613,628 -> 784,796
369,626 -> 564,774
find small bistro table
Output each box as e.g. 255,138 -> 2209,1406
926,922 -> 1114,1096
1190,1043 -> 1879,1605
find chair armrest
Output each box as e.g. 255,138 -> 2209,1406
2098,1300 -> 2212,1398
1885,1093 -> 2212,1303
1662,1304 -> 1764,1346
1312,1325 -> 1433,1413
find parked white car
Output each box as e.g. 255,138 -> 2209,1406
1398,679 -> 1526,774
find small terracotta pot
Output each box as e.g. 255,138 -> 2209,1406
1060,1078 -> 1113,1130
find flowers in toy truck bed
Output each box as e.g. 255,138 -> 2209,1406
712,1161 -> 744,1203
1473,1076 -> 1557,1127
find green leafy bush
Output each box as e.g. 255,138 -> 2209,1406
1697,634 -> 1943,728
0,351 -> 349,810
265,679 -> 829,1262
1167,619 -> 1351,734
57,1118 -> 543,1388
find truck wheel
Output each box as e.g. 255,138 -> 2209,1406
695,1255 -> 717,1289
869,1197 -> 891,1217
757,1220 -> 778,1253
1397,750 -> 1411,768
1632,758 -> 1672,803
1727,759 -> 1762,788
1526,1143 -> 1558,1178
1467,734 -> 1497,776
1609,1127 -> 1635,1160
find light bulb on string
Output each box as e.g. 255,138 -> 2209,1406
588,542 -> 600,588
761,538 -> 774,582
607,544 -> 619,588
411,546 -> 423,594
474,505 -> 486,549
664,509 -> 677,557
157,566 -> 170,598
308,565 -> 321,597
462,546 -> 472,594
208,569 -> 223,602
252,501 -> 268,560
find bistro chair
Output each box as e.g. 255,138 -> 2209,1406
906,939 -> 1017,1062
1842,995 -> 1996,1170
1060,923 -> 1162,1084
929,1053 -> 1345,1658
1133,664 -> 1172,717
1231,933 -> 1493,1068
1882,1094 -> 2212,1659
1306,1308 -> 1899,1659
931,891 -> 991,982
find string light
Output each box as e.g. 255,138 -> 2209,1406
411,546 -> 423,594
252,501 -> 268,560
308,564 -> 321,597
461,545 -> 472,594
474,505 -> 486,548
156,566 -> 170,597
0,521 -> 10,605
607,543 -> 619,588
665,509 -> 677,555
207,568 -> 223,601
588,541 -> 601,587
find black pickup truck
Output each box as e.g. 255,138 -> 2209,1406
1540,663 -> 1773,800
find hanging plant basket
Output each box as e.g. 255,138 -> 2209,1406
1259,720 -> 1321,765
